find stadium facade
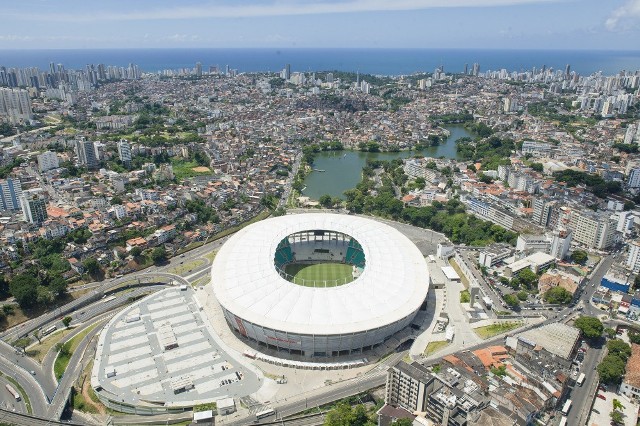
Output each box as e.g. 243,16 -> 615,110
211,213 -> 429,358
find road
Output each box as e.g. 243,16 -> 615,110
563,255 -> 612,426
0,376 -> 28,414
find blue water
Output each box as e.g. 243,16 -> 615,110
1,48 -> 639,76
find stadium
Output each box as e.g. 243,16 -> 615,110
210,213 -> 429,359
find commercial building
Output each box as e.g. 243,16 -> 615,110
0,178 -> 22,212
37,150 -> 60,172
211,214 -> 429,358
511,323 -> 580,369
19,189 -> 48,224
516,234 -> 551,253
478,244 -> 512,268
504,252 -> 555,278
569,210 -> 618,250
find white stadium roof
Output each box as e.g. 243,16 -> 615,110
211,213 -> 429,335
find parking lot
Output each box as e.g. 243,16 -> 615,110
92,286 -> 261,407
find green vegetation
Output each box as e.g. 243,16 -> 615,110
54,341 -> 72,380
490,365 -> 507,377
460,290 -> 471,303
424,340 -> 449,356
575,316 -> 604,339
456,134 -> 515,170
509,268 -> 539,291
151,246 -> 167,264
503,294 -> 520,307
598,354 -> 626,385
553,169 -> 622,199
344,161 -> 517,246
194,402 -> 218,411
72,387 -> 98,414
570,250 -> 589,265
474,321 -> 522,339
170,157 -> 211,180
607,339 -> 632,360
543,287 -> 573,304
323,401 -> 377,426
284,263 -> 353,287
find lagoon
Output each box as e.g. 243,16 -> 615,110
302,125 -> 472,200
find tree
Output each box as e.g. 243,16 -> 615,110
319,194 -> 333,208
14,338 -> 31,353
36,286 -> 53,306
151,246 -> 167,264
530,163 -> 544,172
575,316 -> 604,339
629,329 -> 640,344
604,327 -> 617,339
543,287 -> 573,304
32,330 -> 41,344
570,250 -> 588,265
130,246 -> 142,258
83,257 -> 101,277
0,274 -> 9,299
517,268 -> 538,289
607,340 -> 632,361
613,398 -> 625,411
9,274 -> 39,310
516,290 -> 529,301
597,354 -> 626,384
110,196 -> 123,205
323,402 -> 373,426
610,409 -> 624,425
503,294 -> 520,307
62,316 -> 72,328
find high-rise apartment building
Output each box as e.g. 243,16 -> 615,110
550,229 -> 572,260
628,168 -> 640,189
626,241 -> 640,273
0,87 -> 33,124
569,210 -> 618,250
117,139 -> 132,168
37,151 -> 60,172
20,189 -> 48,224
75,138 -> 99,169
0,178 -> 22,211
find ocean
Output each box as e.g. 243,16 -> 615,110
1,48 -> 639,76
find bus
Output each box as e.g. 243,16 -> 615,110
42,325 -> 57,336
558,416 -> 568,426
255,408 -> 275,419
561,399 -> 572,415
5,384 -> 21,401
576,373 -> 586,387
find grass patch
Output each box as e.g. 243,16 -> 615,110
54,322 -> 101,380
474,321 -> 523,340
448,258 -> 469,288
171,158 -> 212,180
28,328 -> 73,363
191,276 -> 210,288
73,387 -> 98,414
203,250 -> 218,263
167,259 -> 206,276
424,340 -> 450,356
285,263 -> 353,287
0,372 -> 32,414
460,290 -> 470,303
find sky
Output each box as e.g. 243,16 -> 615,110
1,0 -> 640,50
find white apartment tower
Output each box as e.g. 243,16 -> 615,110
37,151 -> 60,172
117,139 -> 132,168
0,87 -> 33,124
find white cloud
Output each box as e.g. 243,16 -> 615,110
606,0 -> 640,30
10,0 -> 562,22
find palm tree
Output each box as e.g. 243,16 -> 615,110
613,398 -> 625,411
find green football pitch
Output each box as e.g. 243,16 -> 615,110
284,263 -> 353,287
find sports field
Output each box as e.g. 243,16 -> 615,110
285,263 -> 353,287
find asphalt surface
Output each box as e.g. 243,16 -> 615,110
0,376 -> 28,414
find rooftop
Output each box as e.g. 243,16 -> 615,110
517,322 -> 580,360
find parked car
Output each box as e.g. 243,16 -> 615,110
597,394 -> 606,400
